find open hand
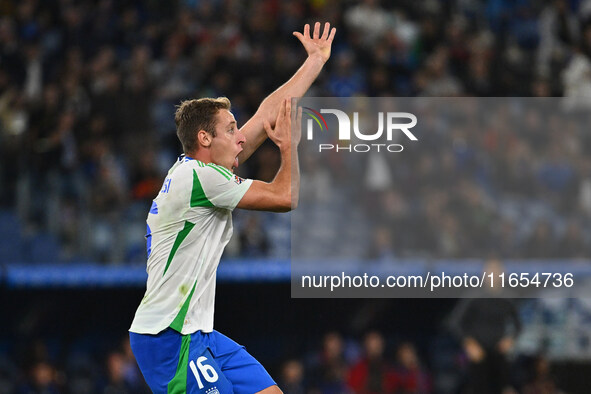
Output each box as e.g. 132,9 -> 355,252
293,22 -> 336,63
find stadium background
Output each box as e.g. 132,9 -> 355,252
1,0 -> 591,392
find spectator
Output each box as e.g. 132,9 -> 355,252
309,332 -> 350,394
120,338 -> 149,394
239,214 -> 270,258
537,0 -> 579,79
522,221 -> 557,259
391,342 -> 431,393
448,260 -> 521,394
18,360 -> 62,394
129,149 -> 161,204
367,225 -> 396,261
555,221 -> 587,258
102,351 -> 130,394
279,359 -> 306,394
521,355 -> 563,394
347,331 -> 395,393
344,0 -> 390,46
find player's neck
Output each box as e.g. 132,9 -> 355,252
188,149 -> 212,164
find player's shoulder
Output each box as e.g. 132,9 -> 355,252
202,162 -> 234,182
175,156 -> 234,183
168,156 -> 206,176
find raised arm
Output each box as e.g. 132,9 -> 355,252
237,22 -> 336,164
237,99 -> 301,212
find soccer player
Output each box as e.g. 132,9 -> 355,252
129,22 -> 336,394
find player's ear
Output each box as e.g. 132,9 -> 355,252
197,129 -> 212,147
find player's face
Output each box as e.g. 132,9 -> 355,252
210,109 -> 245,171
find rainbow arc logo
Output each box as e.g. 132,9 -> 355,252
303,107 -> 328,132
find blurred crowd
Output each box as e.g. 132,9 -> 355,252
294,98 -> 591,260
0,337 -> 150,394
0,327 -> 571,394
0,331 -> 432,394
276,331 -> 561,394
1,0 -> 591,262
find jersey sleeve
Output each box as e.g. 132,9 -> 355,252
193,164 -> 253,210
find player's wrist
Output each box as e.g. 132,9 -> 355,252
279,145 -> 293,156
307,53 -> 327,66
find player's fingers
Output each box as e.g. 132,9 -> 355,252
313,22 -> 320,39
293,31 -> 304,43
328,27 -> 336,43
296,106 -> 302,130
290,98 -> 299,124
278,98 -> 287,121
303,23 -> 310,39
290,100 -> 296,124
296,106 -> 303,140
263,120 -> 273,134
275,98 -> 285,123
321,22 -> 330,40
285,99 -> 292,125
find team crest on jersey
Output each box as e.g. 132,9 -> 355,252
234,175 -> 245,185
206,388 -> 220,394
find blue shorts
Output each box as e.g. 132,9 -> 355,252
130,329 -> 276,394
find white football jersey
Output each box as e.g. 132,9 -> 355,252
130,155 -> 252,335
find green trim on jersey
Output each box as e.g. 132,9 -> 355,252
169,280 -> 197,332
167,334 -> 191,393
163,221 -> 196,276
206,163 -> 232,180
219,164 -> 233,178
191,170 -> 215,207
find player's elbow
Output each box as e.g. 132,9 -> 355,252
291,193 -> 299,210
279,202 -> 298,213
276,194 -> 295,212
277,188 -> 300,212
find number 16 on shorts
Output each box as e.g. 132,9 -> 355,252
188,349 -> 233,393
